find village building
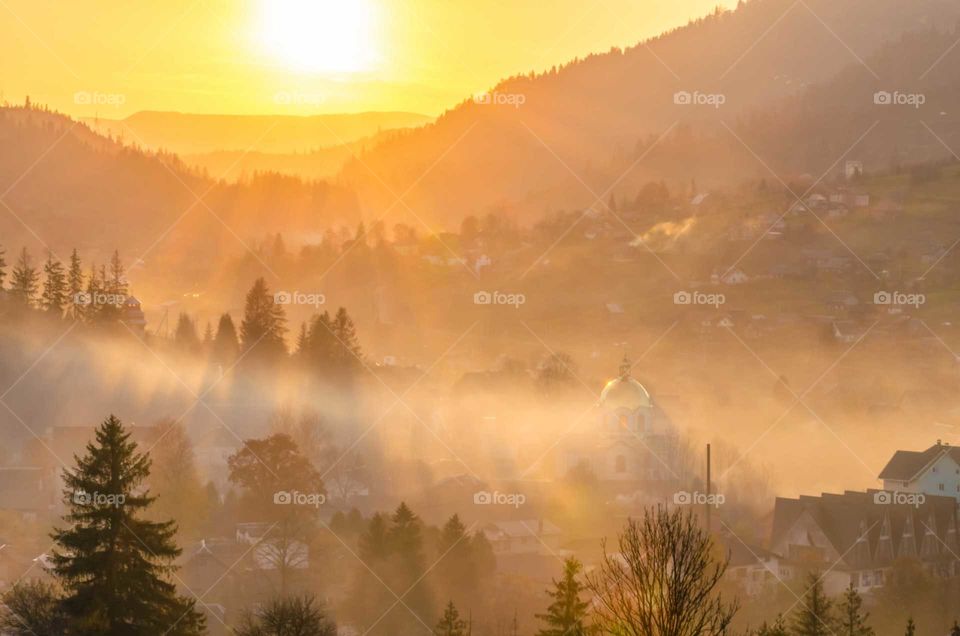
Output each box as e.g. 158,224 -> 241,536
879,441 -> 960,502
769,489 -> 959,595
559,358 -> 679,492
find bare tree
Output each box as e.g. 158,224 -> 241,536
587,507 -> 738,636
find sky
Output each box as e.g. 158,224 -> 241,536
0,0 -> 736,118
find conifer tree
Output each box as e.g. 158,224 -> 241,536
82,263 -> 102,322
0,243 -> 7,289
174,313 -> 199,351
435,601 -> 468,636
239,277 -> 287,358
108,250 -> 128,298
296,321 -> 309,355
386,503 -> 431,633
51,414 -> 205,635
536,557 -> 592,636
329,307 -> 362,380
9,247 -> 39,306
41,252 -> 68,315
838,583 -> 873,636
67,249 -> 84,319
753,615 -> 788,636
904,617 -> 916,636
213,313 -> 240,363
202,321 -> 213,346
791,573 -> 835,636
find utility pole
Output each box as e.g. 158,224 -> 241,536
706,443 -> 712,533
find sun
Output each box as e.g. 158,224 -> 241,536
258,0 -> 379,74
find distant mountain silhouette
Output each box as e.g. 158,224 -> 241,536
84,110 -> 433,155
0,106 -> 359,275
340,0 -> 960,225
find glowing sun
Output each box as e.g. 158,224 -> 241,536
258,0 -> 379,74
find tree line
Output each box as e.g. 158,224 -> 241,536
0,244 -> 129,323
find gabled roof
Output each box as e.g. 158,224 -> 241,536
878,443 -> 960,481
770,490 -> 958,570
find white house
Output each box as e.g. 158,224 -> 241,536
879,441 -> 960,502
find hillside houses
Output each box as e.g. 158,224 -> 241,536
879,441 -> 960,502
768,489 -> 958,595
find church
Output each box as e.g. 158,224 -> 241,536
560,357 -> 680,492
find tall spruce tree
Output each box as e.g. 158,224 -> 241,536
435,601 -> 468,636
0,243 -> 7,289
791,573 -> 836,636
67,249 -> 84,319
9,247 -> 39,306
535,557 -> 592,636
385,503 -> 431,634
41,252 -> 68,315
213,313 -> 240,363
108,250 -> 128,298
51,415 -> 205,635
239,277 -> 287,358
838,583 -> 873,636
331,307 -> 362,369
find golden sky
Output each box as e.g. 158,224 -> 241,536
0,0 -> 735,118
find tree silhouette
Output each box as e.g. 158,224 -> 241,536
51,415 -> 205,635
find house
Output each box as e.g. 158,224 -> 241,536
769,490 -> 959,595
832,321 -> 867,344
0,467 -> 53,520
481,519 -> 562,555
825,291 -> 859,315
828,205 -> 850,219
121,296 -> 147,333
721,536 -> 782,597
879,441 -> 960,502
844,160 -> 864,180
712,268 -> 749,285
236,522 -> 309,571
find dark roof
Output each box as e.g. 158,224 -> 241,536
878,444 -> 960,481
771,490 -> 958,570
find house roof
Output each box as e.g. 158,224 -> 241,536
770,490 -> 958,570
878,443 -> 959,481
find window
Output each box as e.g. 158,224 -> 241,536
940,483 -> 945,491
